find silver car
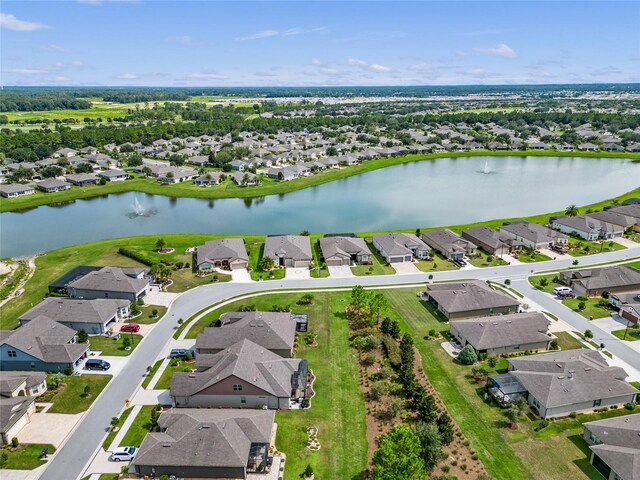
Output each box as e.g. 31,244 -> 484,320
111,446 -> 137,462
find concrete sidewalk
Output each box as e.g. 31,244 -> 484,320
107,405 -> 142,451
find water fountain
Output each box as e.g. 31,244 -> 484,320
478,160 -> 495,174
132,196 -> 144,216
127,196 -> 157,218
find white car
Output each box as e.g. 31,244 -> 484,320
111,446 -> 137,462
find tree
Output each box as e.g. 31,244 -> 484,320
367,292 -> 388,326
513,396 -> 529,417
122,336 -> 132,349
585,329 -> 594,339
539,277 -> 549,288
40,165 -> 63,178
75,162 -> 93,173
388,397 -> 403,418
565,205 -> 579,217
505,407 -> 519,427
350,285 -> 367,322
0,451 -> 8,469
303,464 -> 314,478
578,301 -> 586,311
258,256 -> 274,271
458,345 -> 478,365
155,238 -> 166,252
372,425 -> 426,480
142,166 -> 152,177
413,421 -> 446,471
83,385 -> 91,397
436,413 -> 454,446
149,263 -> 162,280
77,329 -> 88,343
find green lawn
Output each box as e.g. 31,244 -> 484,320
467,250 -> 509,268
37,374 -> 111,414
528,274 -> 563,293
136,305 -> 167,324
142,359 -> 164,389
155,359 -> 196,389
567,238 -> 626,257
102,407 -> 134,449
517,251 -> 553,263
118,405 -> 157,448
0,444 -> 56,470
562,297 -> 616,320
309,238 -> 330,278
415,252 -> 460,272
247,241 -> 286,281
380,286 -> 622,480
554,332 -> 587,351
88,334 -> 143,356
611,328 -> 640,341
351,239 -> 395,276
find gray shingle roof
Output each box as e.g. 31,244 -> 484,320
452,313 -> 551,350
0,372 -> 46,397
196,239 -> 249,266
0,317 -> 88,363
584,413 -> 640,450
422,229 -> 476,254
68,266 -> 149,294
196,311 -> 296,354
509,350 -> 639,409
426,281 -> 519,314
19,298 -> 129,325
319,236 -> 369,260
172,338 -> 301,397
264,235 -> 312,262
462,226 -> 508,251
131,409 -> 274,470
0,396 -> 35,434
500,222 -> 568,244
563,266 -> 640,292
372,233 -> 430,256
590,444 -> 640,480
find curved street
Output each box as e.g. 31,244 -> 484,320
37,245 -> 640,480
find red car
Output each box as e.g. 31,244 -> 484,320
120,323 -> 140,333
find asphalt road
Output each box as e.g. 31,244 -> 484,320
38,245 -> 639,480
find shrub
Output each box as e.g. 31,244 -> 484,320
625,402 -> 636,411
304,464 -> 314,477
137,297 -> 144,306
298,293 -> 314,305
63,366 -> 74,376
0,451 -> 8,469
370,380 -> 391,400
184,351 -> 193,361
175,261 -> 184,269
458,345 -> 478,365
504,279 -> 511,285
77,329 -> 88,343
122,336 -> 132,349
577,301 -> 586,311
110,416 -> 119,427
351,335 -> 381,351
539,277 -> 549,288
584,329 -> 594,339
118,246 -> 155,266
382,336 -> 402,368
569,411 -> 578,418
83,385 -> 91,397
151,308 -> 158,317
428,329 -> 437,338
11,437 -> 19,448
487,355 -> 498,368
550,339 -> 559,350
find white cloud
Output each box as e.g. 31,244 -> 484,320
53,76 -> 70,82
310,58 -> 322,66
166,35 -> 193,45
2,67 -> 53,75
117,73 -> 139,79
236,27 -> 325,41
76,0 -> 141,5
44,44 -> 65,52
0,13 -> 48,31
473,43 -> 517,58
454,50 -> 469,58
185,72 -> 228,81
69,60 -> 93,70
348,58 -> 391,73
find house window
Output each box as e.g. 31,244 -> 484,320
8,351 -> 17,357
514,345 -> 521,350
233,384 -> 243,391
589,433 -> 602,444
593,399 -> 602,407
240,396 -> 247,404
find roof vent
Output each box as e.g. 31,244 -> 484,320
555,363 -> 562,368
557,375 -> 564,379
163,443 -> 171,447
479,323 -> 484,327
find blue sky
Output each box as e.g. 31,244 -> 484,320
1,1 -> 639,86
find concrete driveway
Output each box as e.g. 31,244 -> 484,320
285,268 -> 310,279
612,237 -> 639,248
391,262 -> 420,274
18,404 -> 82,447
79,355 -> 130,377
328,265 -> 354,278
144,285 -> 179,307
230,268 -> 253,283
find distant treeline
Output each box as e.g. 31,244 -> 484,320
0,91 -> 92,112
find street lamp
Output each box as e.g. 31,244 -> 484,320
623,306 -> 639,341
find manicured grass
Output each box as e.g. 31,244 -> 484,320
309,239 -> 329,278
567,238 -> 626,257
102,407 -> 134,449
247,241 -> 286,281
118,405 -> 157,448
611,328 -> 640,341
136,305 -> 167,324
141,359 -> 164,389
98,475 -> 119,480
528,274 -> 563,294
467,251 -> 509,268
517,251 -> 553,263
155,359 -> 196,389
414,252 -> 460,272
0,444 -> 56,470
351,239 -> 395,276
88,334 -> 143,356
3,151 -> 637,213
167,267 -> 231,292
38,374 -> 112,414
554,332 -> 587,351
562,297 -> 615,320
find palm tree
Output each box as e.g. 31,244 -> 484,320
142,166 -> 152,177
242,173 -> 250,186
565,204 -> 579,217
149,263 -> 162,281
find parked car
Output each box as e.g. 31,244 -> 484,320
120,323 -> 140,333
169,348 -> 196,359
111,446 -> 137,462
553,286 -> 573,297
85,358 -> 111,371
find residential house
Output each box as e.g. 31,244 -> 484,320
130,409 -> 276,479
186,155 -> 210,167
552,215 -> 624,240
372,233 -> 431,263
609,292 -> 640,325
0,317 -> 89,372
172,339 -> 307,409
97,169 -> 128,182
450,312 -> 552,355
461,226 -> 511,256
578,143 -> 599,151
0,396 -> 36,444
64,266 -> 149,301
196,311 -> 298,358
53,148 -> 78,158
158,167 -> 198,184
0,372 -> 47,398
196,239 -> 249,271
65,173 -> 100,187
319,236 -> 371,266
194,172 -> 223,187
229,160 -> 247,171
423,280 -> 520,320
488,350 -> 638,419
232,172 -> 259,186
36,179 -> 71,193
19,297 -> 130,335
0,184 -> 35,198
421,229 -> 477,261
263,235 -> 312,268
582,413 -> 640,480
559,266 -> 640,297
499,222 -> 568,250
589,209 -> 639,232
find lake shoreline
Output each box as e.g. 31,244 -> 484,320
1,150 -> 638,213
